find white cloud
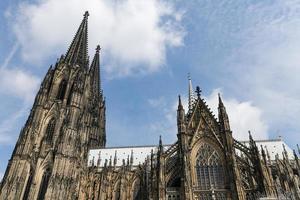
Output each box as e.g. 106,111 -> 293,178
0,44 -> 40,144
187,0 -> 300,145
0,104 -> 28,144
147,90 -> 267,143
9,0 -> 185,76
0,68 -> 40,102
204,89 -> 268,141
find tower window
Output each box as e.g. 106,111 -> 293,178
57,80 -> 67,100
37,168 -> 51,200
67,84 -> 74,105
45,118 -> 56,142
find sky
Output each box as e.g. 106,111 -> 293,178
0,0 -> 300,180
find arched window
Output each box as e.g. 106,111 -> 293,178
195,143 -> 225,190
114,181 -> 121,200
66,83 -> 74,105
56,80 -> 67,100
22,169 -> 33,200
37,168 -> 51,200
45,118 -> 56,142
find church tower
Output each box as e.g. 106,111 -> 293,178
0,11 -> 106,200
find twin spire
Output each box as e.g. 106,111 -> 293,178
65,11 -> 89,67
64,11 -> 101,92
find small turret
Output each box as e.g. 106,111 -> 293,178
159,135 -> 163,153
218,93 -> 231,132
90,45 -> 101,97
177,95 -> 186,135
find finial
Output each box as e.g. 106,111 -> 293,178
293,149 -> 298,158
178,95 -> 183,109
114,150 -> 117,166
248,130 -> 252,138
96,45 -> 101,53
130,150 -> 134,166
84,11 -> 89,18
92,156 -> 95,167
109,156 -> 112,167
282,144 -> 289,160
97,151 -> 101,166
265,146 -> 271,163
297,144 -> 300,155
159,135 -> 162,146
218,93 -> 224,106
195,86 -> 202,99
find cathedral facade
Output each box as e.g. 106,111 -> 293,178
0,12 -> 300,200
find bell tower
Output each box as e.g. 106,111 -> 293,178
0,11 -> 106,200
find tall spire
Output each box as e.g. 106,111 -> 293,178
65,11 -> 89,68
90,45 -> 101,95
188,74 -> 195,110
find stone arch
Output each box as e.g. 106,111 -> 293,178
34,158 -> 53,200
166,167 -> 181,188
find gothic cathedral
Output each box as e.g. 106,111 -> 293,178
0,12 -> 300,200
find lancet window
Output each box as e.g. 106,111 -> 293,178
195,143 -> 225,190
45,118 -> 56,142
57,80 -> 67,100
37,168 -> 51,200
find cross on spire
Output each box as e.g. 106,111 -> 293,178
96,45 -> 101,53
84,11 -> 89,18
195,86 -> 202,99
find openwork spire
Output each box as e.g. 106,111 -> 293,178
188,74 -> 196,110
65,11 -> 89,68
90,45 -> 101,95
218,93 -> 224,108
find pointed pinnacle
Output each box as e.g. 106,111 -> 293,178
96,45 -> 101,53
218,93 -> 224,107
159,135 -> 162,146
178,95 -> 183,109
84,11 -> 89,18
293,149 -> 298,158
248,130 -> 252,138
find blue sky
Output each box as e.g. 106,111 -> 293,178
1,0 -> 300,179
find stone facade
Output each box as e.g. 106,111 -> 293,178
0,12 -> 300,200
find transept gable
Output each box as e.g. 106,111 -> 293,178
187,99 -> 224,150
